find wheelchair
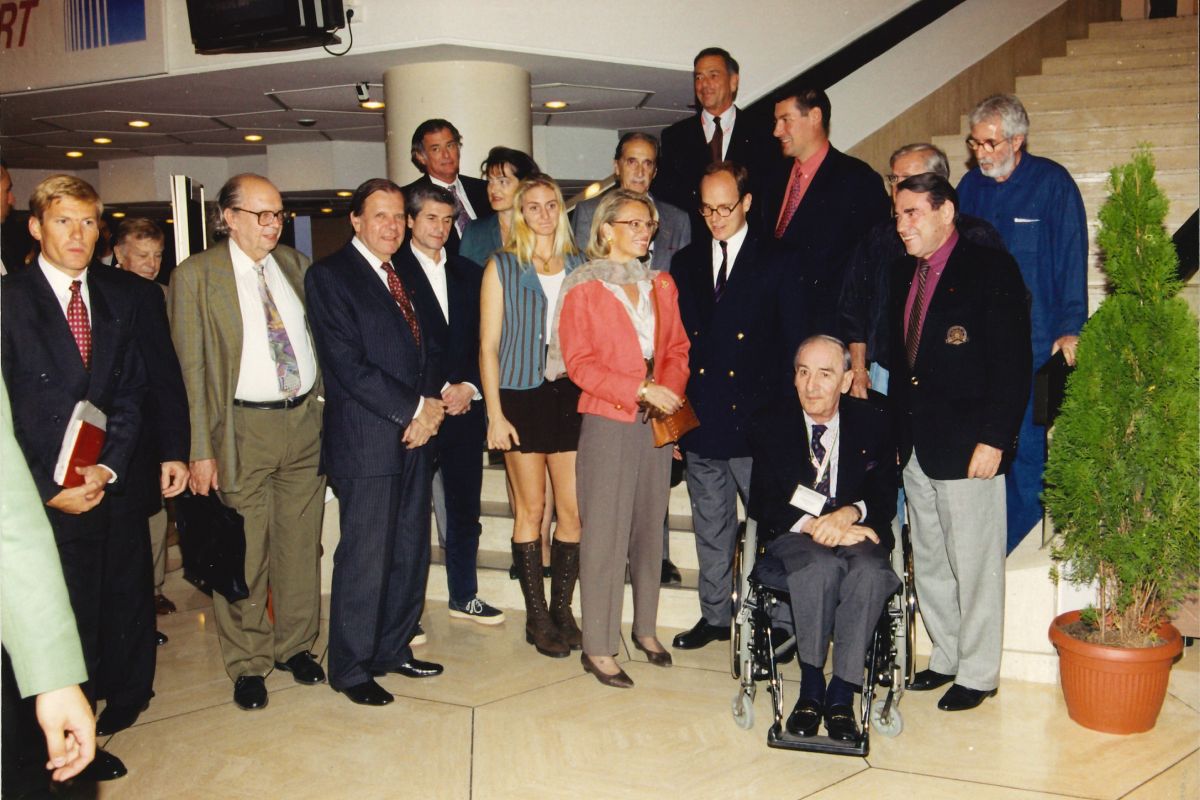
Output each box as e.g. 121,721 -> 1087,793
729,518 -> 916,756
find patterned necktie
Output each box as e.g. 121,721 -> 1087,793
709,114 -> 724,163
774,160 -> 805,239
254,263 -> 301,397
67,280 -> 92,369
714,240 -> 728,301
383,261 -> 422,348
811,423 -> 830,497
905,258 -> 931,368
448,184 -> 471,237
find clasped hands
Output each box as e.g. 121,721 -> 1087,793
403,397 -> 445,449
803,505 -> 879,547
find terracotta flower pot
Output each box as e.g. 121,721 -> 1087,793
1048,610 -> 1183,734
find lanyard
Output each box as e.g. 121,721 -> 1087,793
810,426 -> 838,492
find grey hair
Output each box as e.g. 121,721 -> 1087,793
968,94 -> 1030,140
889,143 -> 950,179
211,173 -> 261,238
794,334 -> 851,372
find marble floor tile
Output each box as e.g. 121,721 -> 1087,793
1168,641 -> 1200,712
805,769 -> 1071,799
1121,750 -> 1198,800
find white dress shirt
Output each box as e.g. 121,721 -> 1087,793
701,105 -> 737,161
711,220 -> 749,287
791,409 -> 868,532
229,239 -> 318,402
409,241 -> 450,323
429,175 -> 478,220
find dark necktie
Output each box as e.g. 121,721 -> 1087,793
811,423 -> 830,497
714,240 -> 728,301
905,258 -> 931,368
383,261 -> 422,348
709,115 -> 724,163
67,280 -> 92,369
448,184 -> 471,237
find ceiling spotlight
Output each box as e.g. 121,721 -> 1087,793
65,150 -> 84,158
243,134 -> 264,142
336,190 -> 353,197
93,136 -> 112,144
356,82 -> 384,110
111,211 -> 126,218
543,100 -> 568,109
320,207 -> 333,213
127,119 -> 150,128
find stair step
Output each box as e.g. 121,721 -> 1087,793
989,103 -> 1199,133
1088,15 -> 1199,38
1017,64 -> 1197,94
1041,48 -> 1197,74
1018,83 -> 1198,111
1068,30 -> 1199,55
1032,122 -> 1198,153
481,464 -> 700,521
935,140 -> 1199,184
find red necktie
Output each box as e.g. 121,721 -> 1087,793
383,261 -> 421,348
67,280 -> 92,369
774,160 -> 805,239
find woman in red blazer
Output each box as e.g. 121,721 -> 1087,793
555,188 -> 690,688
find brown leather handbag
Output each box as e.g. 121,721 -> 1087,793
641,282 -> 699,447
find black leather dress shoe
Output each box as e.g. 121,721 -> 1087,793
233,675 -> 268,710
660,559 -> 682,585
78,748 -> 128,781
388,659 -> 444,678
338,679 -> 394,706
785,697 -> 822,737
274,651 -> 326,684
155,630 -> 169,646
672,619 -> 730,650
938,683 -> 997,711
95,701 -> 148,736
824,704 -> 861,743
909,668 -> 955,691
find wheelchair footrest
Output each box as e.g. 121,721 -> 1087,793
767,723 -> 869,757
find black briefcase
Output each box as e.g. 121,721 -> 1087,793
173,491 -> 250,603
1034,350 -> 1074,427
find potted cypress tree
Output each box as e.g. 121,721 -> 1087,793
1043,147 -> 1199,735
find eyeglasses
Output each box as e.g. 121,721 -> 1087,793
233,207 -> 287,226
699,201 -> 742,217
965,136 -> 1011,154
885,174 -> 915,186
611,219 -> 659,233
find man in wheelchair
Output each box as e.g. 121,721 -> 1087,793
746,335 -> 899,744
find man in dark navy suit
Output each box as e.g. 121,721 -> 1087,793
396,182 -> 504,627
305,178 -> 447,706
1,175 -> 148,782
670,161 -> 802,651
748,335 -> 899,745
765,87 -> 890,336
401,119 -> 492,256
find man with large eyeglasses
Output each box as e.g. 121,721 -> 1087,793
169,173 -> 327,711
956,94 -> 1088,553
669,160 -> 804,651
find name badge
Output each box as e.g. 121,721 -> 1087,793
790,483 -> 829,517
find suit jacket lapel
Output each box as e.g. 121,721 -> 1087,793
209,246 -> 243,375
86,273 -> 117,388
914,244 -> 961,368
30,269 -> 89,392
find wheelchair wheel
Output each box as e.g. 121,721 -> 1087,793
730,530 -> 745,678
731,687 -> 755,730
903,532 -> 918,684
870,698 -> 903,738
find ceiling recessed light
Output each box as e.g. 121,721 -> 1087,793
359,100 -> 385,110
243,134 -> 264,142
543,100 -> 568,110
127,120 -> 150,128
92,136 -> 113,144
320,207 -> 333,213
65,150 -> 84,158
111,211 -> 126,218
166,218 -> 174,224
335,190 -> 353,197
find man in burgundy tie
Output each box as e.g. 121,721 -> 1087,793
767,87 -> 890,337
169,174 -> 327,711
1,175 -> 150,784
305,178 -> 448,706
888,173 -> 1030,712
401,119 -> 493,256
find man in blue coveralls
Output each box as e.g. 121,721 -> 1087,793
956,94 -> 1087,553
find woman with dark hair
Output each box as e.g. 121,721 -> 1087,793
556,188 -> 690,687
480,175 -> 585,658
460,147 -> 540,267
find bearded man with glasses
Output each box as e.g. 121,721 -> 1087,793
169,173 -> 327,711
956,94 -> 1088,553
669,160 -> 805,651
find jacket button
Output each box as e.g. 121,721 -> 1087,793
698,368 -> 705,375
52,415 -> 61,423
910,377 -> 919,385
736,332 -> 744,340
615,404 -> 622,410
728,370 -> 735,377
39,373 -> 49,383
731,404 -> 737,411
692,330 -> 699,336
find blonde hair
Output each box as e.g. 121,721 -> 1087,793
585,188 -> 658,260
505,175 -> 578,265
29,175 -> 102,220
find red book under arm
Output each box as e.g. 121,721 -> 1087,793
53,401 -> 107,488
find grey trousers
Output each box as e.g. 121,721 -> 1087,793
769,532 -> 900,684
577,415 -> 672,656
903,452 -> 1006,691
149,508 -> 168,591
684,453 -> 752,626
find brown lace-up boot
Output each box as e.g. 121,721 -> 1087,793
513,540 -> 569,658
549,540 -> 583,650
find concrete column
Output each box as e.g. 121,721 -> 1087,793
383,61 -> 532,186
